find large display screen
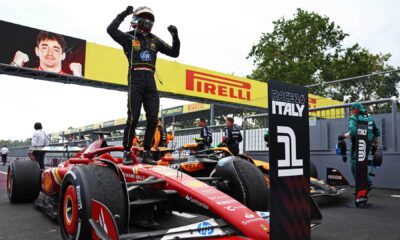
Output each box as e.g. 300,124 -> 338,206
0,20 -> 86,76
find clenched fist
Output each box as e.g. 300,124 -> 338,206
69,62 -> 82,77
125,6 -> 134,14
12,51 -> 29,67
118,6 -> 134,19
167,25 -> 178,36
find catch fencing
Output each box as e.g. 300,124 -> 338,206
242,98 -> 399,153
8,99 -> 399,161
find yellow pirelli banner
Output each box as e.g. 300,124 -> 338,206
85,42 -> 267,108
0,20 -> 342,110
85,42 -> 342,110
183,103 -> 210,113
308,94 -> 344,119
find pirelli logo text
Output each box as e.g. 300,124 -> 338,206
186,70 -> 251,101
308,97 -> 317,109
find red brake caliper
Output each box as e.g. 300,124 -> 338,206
63,185 -> 79,236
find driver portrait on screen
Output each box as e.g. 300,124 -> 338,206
10,31 -> 82,76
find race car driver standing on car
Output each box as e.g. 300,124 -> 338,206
222,117 -> 242,155
338,102 -> 380,191
107,6 -> 180,164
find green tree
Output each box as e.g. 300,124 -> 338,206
321,44 -> 399,102
248,8 -> 400,102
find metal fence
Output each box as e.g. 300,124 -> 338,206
172,125 -> 223,148
8,99 -> 399,158
243,98 -> 399,152
8,145 -> 83,166
96,125 -> 246,152
160,103 -> 264,131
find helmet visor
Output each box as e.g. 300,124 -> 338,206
131,16 -> 154,32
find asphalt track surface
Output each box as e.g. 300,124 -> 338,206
1,163 -> 400,240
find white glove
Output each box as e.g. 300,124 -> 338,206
69,62 -> 82,77
12,51 -> 29,67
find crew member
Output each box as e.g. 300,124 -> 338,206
107,6 -> 180,164
222,117 -> 242,155
197,118 -> 212,150
1,145 -> 9,166
152,119 -> 174,149
31,122 -> 49,170
132,133 -> 143,147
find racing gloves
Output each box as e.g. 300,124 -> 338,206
118,6 -> 134,20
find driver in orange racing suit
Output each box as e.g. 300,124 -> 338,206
152,119 -> 174,160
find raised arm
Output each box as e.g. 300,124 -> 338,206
157,25 -> 180,58
107,6 -> 133,46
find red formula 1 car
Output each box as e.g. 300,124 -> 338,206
8,137 -> 303,240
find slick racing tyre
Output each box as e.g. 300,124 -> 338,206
310,161 -> 318,179
59,165 -> 126,240
213,157 -> 269,211
7,160 -> 41,203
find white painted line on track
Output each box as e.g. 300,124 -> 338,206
390,195 -> 400,198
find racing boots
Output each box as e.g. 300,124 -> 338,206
123,151 -> 134,165
141,150 -> 154,164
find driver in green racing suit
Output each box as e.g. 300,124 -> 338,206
339,102 -> 380,190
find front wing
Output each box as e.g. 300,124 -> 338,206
90,200 -> 321,240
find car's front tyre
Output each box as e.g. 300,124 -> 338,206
59,165 -> 126,240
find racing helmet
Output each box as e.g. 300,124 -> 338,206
131,6 -> 154,33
